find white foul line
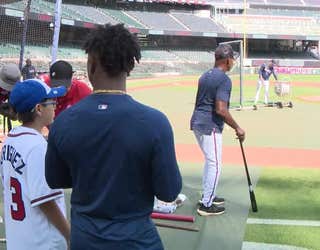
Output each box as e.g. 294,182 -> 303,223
242,241 -> 309,250
247,218 -> 320,227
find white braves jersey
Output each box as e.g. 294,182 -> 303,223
0,126 -> 67,250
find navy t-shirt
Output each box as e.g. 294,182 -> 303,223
21,65 -> 36,80
45,94 -> 182,250
190,67 -> 232,134
258,64 -> 277,81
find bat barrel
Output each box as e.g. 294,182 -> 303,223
151,212 -> 195,222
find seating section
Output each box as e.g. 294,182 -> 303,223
0,43 -> 20,58
100,9 -> 146,29
304,0 -> 320,5
63,4 -> 117,24
141,50 -> 179,61
267,0 -> 302,5
209,0 -> 318,4
249,51 -> 314,59
171,13 -> 225,33
220,14 -> 320,36
171,50 -> 213,63
126,11 -> 187,31
247,0 -> 265,3
247,8 -> 319,17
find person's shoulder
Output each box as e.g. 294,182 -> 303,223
9,127 -> 46,147
199,68 -> 215,82
212,68 -> 229,81
71,79 -> 92,91
51,108 -> 73,131
133,100 -> 169,122
72,79 -> 89,86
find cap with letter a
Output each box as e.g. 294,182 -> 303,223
215,44 -> 239,61
9,79 -> 66,113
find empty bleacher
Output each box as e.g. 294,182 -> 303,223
126,11 -> 188,31
141,49 -> 179,62
219,14 -> 320,36
63,5 -> 117,25
170,50 -> 214,63
209,0 -> 320,5
0,43 -> 20,58
100,9 -> 146,29
171,12 -> 225,33
267,0 -> 303,5
247,8 -> 320,17
304,0 -> 320,5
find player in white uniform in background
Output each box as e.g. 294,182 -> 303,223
0,79 -> 70,250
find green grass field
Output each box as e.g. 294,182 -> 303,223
0,73 -> 319,249
128,73 -> 320,249
245,168 -> 320,249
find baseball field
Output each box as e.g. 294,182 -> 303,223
0,73 -> 319,249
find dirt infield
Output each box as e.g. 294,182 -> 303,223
1,132 -> 316,168
298,96 -> 320,103
176,144 -> 320,169
128,78 -> 320,91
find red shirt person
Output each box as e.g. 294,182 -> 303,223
41,60 -> 92,117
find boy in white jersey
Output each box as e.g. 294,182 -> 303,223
0,79 -> 70,249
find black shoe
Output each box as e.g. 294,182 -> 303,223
198,196 -> 225,206
197,204 -> 225,216
213,196 -> 225,205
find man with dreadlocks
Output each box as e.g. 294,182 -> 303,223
45,23 -> 182,250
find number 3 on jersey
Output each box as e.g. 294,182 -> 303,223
10,177 -> 26,221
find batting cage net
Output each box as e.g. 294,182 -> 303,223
219,40 -> 243,109
0,0 -> 56,72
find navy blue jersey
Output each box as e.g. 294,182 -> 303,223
258,63 -> 277,81
21,65 -> 36,80
190,68 -> 232,134
45,94 -> 182,249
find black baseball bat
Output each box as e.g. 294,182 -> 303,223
239,140 -> 258,212
154,222 -> 199,232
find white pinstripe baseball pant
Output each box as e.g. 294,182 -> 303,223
194,128 -> 222,207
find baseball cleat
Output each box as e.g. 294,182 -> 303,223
197,204 -> 225,216
198,196 -> 225,206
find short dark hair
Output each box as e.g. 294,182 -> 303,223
16,98 -> 48,124
83,23 -> 141,77
17,111 -> 37,124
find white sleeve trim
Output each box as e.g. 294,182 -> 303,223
30,191 -> 64,207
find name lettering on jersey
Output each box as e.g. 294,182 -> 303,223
1,145 -> 26,174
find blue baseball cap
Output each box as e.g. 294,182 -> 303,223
9,79 -> 67,113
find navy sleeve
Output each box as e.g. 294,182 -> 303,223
216,76 -> 231,103
258,64 -> 265,77
272,69 -> 278,80
45,127 -> 72,189
21,66 -> 27,79
151,113 -> 182,202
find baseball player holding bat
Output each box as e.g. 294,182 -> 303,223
190,44 -> 245,216
0,79 -> 70,249
254,59 -> 278,106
